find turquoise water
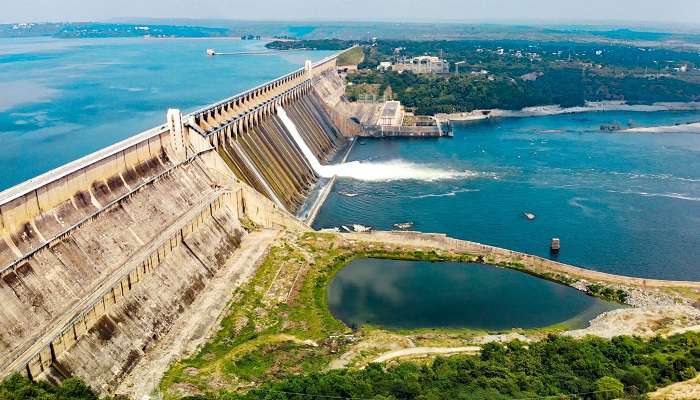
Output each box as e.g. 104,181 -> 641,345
328,258 -> 620,330
0,37 -> 334,190
314,111 -> 700,280
2,37 -> 699,281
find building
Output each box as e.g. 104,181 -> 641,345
377,101 -> 404,126
377,61 -> 392,71
392,56 -> 450,74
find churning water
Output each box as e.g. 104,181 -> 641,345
314,111 -> 700,280
279,106 -> 478,181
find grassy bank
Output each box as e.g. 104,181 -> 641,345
159,232 -> 632,398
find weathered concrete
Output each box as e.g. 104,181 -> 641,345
0,47 -> 355,390
115,229 -> 280,399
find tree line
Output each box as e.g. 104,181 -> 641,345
5,332 -> 699,399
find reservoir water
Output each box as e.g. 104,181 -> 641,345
0,37 -> 334,190
328,258 -> 620,330
314,112 -> 700,280
2,37 -> 699,281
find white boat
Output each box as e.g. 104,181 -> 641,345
524,212 -> 536,220
352,224 -> 372,232
341,225 -> 353,232
340,192 -> 359,197
393,222 -> 414,230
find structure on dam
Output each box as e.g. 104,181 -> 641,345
0,52 -> 353,392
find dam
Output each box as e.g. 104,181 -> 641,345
0,52 -> 352,390
2,43 -> 699,398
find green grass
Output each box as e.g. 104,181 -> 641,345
159,232 -> 628,398
336,46 -> 364,66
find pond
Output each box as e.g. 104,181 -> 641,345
327,258 -> 621,330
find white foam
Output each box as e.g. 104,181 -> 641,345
607,190 -> 700,202
408,188 -> 480,199
278,107 -> 479,182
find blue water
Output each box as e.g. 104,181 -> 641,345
328,258 -> 620,330
314,112 -> 700,280
0,37 -> 334,189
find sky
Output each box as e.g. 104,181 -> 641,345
2,0 -> 700,26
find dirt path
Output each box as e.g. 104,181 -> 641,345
649,373 -> 700,399
116,228 -> 280,400
372,346 -> 480,363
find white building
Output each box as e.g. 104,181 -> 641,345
392,56 -> 450,74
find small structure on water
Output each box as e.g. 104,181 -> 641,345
550,238 -> 561,253
393,222 -> 414,230
524,212 -> 536,220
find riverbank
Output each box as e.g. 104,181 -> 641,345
436,101 -> 700,122
159,230 -> 700,399
623,121 -> 700,133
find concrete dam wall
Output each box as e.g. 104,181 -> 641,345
0,51 -> 352,392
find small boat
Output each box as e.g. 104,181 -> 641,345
341,225 -> 353,232
340,192 -> 359,197
524,212 -> 536,220
393,222 -> 414,230
352,224 -> 372,233
320,227 -> 340,233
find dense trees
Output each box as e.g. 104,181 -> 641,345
271,38 -> 700,114
346,67 -> 700,115
223,332 -> 700,400
4,332 -> 700,399
0,374 -> 100,400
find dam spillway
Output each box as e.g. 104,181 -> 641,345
0,52 -> 350,391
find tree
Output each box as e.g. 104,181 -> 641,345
594,376 -> 624,400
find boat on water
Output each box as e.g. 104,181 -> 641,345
393,222 -> 415,230
524,212 -> 536,220
340,192 -> 359,197
352,224 -> 372,233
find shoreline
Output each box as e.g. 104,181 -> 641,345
437,101 -> 700,122
622,121 -> 700,133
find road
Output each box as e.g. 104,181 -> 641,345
372,346 -> 480,363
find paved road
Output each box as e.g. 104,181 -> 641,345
372,346 -> 480,363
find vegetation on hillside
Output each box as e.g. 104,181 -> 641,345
266,39 -> 353,51
273,38 -> 700,114
0,374 -> 101,400
220,332 -> 700,400
2,233 -> 692,400
336,46 -> 364,66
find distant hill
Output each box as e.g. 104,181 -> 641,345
0,22 -> 230,38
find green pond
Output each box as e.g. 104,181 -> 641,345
327,258 -> 621,331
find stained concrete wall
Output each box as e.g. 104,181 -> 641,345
0,51 -> 347,386
0,159 -> 219,376
53,203 -> 245,392
0,128 -> 173,272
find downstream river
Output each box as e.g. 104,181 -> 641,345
0,37 -> 334,190
314,111 -> 700,280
